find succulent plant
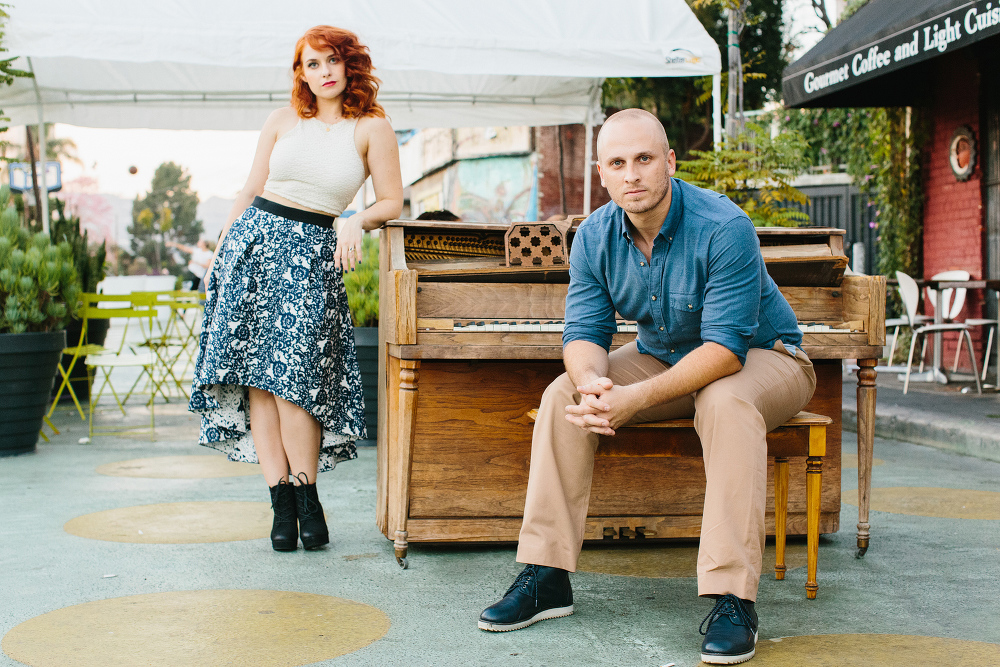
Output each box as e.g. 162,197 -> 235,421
0,186 -> 80,334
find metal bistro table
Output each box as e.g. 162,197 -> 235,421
902,279 -> 1000,390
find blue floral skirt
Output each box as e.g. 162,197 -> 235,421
188,202 -> 364,472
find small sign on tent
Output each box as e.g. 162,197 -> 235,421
8,161 -> 62,193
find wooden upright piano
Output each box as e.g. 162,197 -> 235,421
376,220 -> 884,567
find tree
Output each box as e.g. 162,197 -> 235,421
128,162 -> 202,274
677,122 -> 811,227
602,0 -> 786,157
810,0 -> 833,30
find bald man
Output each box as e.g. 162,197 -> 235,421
478,110 -> 816,665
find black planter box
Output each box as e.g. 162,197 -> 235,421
354,327 -> 378,443
0,330 -> 67,456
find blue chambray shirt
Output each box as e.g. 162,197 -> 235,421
563,178 -> 802,366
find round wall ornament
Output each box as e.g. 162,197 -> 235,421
949,125 -> 976,182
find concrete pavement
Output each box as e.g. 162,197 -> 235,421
1,369 -> 999,666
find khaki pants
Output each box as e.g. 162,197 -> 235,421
516,341 -> 816,601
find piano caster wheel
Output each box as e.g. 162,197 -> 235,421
396,556 -> 409,569
855,537 -> 869,559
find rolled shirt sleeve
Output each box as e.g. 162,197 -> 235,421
700,217 -> 762,365
563,230 -> 618,351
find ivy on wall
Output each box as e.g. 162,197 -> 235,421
775,107 -> 925,284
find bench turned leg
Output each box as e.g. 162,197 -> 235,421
805,456 -> 822,599
805,425 -> 826,599
774,456 -> 789,580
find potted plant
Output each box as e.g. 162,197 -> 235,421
0,186 -> 81,456
343,235 -> 378,442
49,200 -> 108,401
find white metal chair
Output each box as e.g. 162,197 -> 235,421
954,317 -> 997,382
918,270 -> 970,373
925,270 -> 970,322
897,271 -> 982,394
885,271 -> 931,365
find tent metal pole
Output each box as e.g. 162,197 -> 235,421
712,73 -> 722,151
27,57 -> 50,233
583,108 -> 593,216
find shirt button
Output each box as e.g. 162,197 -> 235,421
687,304 -> 692,309
659,326 -> 664,331
640,262 -> 645,266
670,348 -> 675,353
668,237 -> 673,241
651,295 -> 657,301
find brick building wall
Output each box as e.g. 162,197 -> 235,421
921,50 -> 986,370
535,124 -> 610,220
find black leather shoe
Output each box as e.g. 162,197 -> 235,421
478,564 -> 574,632
268,480 -> 298,552
292,475 -> 329,550
700,594 -> 759,664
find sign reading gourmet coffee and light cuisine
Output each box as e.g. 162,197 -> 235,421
784,0 -> 1000,106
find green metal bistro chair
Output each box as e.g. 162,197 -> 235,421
79,292 -> 158,440
132,290 -> 203,401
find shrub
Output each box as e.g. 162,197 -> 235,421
50,199 -> 107,293
343,235 -> 378,327
0,186 -> 80,334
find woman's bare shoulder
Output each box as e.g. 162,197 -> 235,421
356,114 -> 394,136
264,106 -> 301,135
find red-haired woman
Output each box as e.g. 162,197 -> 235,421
189,26 -> 402,552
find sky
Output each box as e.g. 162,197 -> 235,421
58,126 -> 259,202
47,1 -> 837,208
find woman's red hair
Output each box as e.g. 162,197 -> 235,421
291,26 -> 386,120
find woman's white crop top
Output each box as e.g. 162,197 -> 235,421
263,117 -> 367,217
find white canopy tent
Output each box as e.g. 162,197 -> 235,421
2,0 -> 722,223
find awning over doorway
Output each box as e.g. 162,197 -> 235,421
783,0 -> 1000,108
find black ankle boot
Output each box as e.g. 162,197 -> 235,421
293,475 -> 329,550
479,564 -> 574,631
268,480 -> 298,552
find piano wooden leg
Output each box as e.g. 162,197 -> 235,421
855,359 -> 877,558
773,456 -> 789,581
392,359 -> 420,569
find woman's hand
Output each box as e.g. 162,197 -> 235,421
334,214 -> 365,272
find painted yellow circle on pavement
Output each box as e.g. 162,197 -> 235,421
97,455 -> 260,478
1,590 -> 389,667
699,634 -> 1000,665
843,487 -> 1000,520
578,542 -> 807,578
64,502 -> 271,543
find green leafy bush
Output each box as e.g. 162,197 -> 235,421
343,235 -> 378,327
0,186 -> 80,333
676,122 -> 811,227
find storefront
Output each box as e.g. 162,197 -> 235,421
784,0 -> 1000,372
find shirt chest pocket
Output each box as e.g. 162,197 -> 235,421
668,292 -> 704,336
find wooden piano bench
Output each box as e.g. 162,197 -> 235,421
531,409 -> 832,599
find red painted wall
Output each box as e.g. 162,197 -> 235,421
535,125 -> 610,220
921,50 -> 986,371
